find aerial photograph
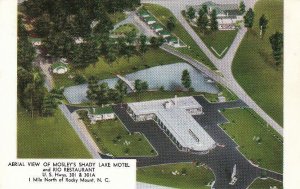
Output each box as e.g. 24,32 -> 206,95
17,0 -> 283,188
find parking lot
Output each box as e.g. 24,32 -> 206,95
111,96 -> 282,189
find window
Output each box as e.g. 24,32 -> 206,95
189,129 -> 200,143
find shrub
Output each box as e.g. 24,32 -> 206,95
159,86 -> 165,92
181,168 -> 187,175
74,74 -> 87,84
124,148 -> 130,154
116,135 -> 122,140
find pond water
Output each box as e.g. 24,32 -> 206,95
64,63 -> 219,104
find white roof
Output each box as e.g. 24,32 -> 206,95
128,96 -> 215,151
156,108 -> 215,151
128,96 -> 202,115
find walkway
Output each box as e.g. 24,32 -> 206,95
141,0 -> 283,136
116,74 -> 136,92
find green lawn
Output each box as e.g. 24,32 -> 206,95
17,105 -> 91,158
53,48 -> 183,88
232,0 -> 283,125
143,4 -> 217,70
78,111 -> 156,157
195,29 -> 238,58
249,178 -> 283,189
137,163 -> 214,189
113,23 -> 138,35
182,12 -> 238,58
109,11 -> 127,25
221,108 -> 283,173
124,88 -> 236,104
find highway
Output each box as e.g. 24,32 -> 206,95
142,0 -> 283,136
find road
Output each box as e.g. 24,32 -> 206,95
59,105 -> 102,159
112,97 -> 283,189
113,11 -> 157,37
141,0 -> 283,136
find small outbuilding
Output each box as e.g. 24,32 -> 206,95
144,16 -> 156,25
151,23 -> 164,32
51,62 -> 68,74
139,9 -> 150,18
159,30 -> 171,38
88,106 -> 115,124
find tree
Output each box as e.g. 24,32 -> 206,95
23,70 -> 45,118
86,76 -> 99,105
244,8 -> 255,30
269,32 -> 283,66
239,1 -> 246,14
138,34 -> 148,62
187,7 -> 196,20
106,42 -> 118,64
150,36 -> 164,48
97,82 -> 110,106
141,81 -> 149,91
70,41 -> 100,68
181,69 -> 191,89
210,9 -> 218,32
74,74 -> 87,84
42,92 -> 62,117
124,45 -> 135,64
197,9 -> 208,34
135,79 -> 148,93
125,30 -> 137,45
33,14 -> 51,38
114,79 -> 128,103
115,79 -> 128,95
167,16 -> 176,32
17,37 -> 35,71
202,5 -> 208,14
18,15 -> 28,39
259,14 -> 268,38
49,87 -> 64,101
43,31 -> 75,58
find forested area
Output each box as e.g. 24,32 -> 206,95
18,0 -> 142,117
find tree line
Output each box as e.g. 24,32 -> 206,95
86,77 -> 149,106
18,16 -> 63,117
186,5 -> 219,35
20,0 -> 162,69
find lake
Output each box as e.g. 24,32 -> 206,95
64,63 -> 219,104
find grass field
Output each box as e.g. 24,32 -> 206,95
143,4 -> 217,70
195,29 -> 238,58
137,163 -> 214,189
249,178 -> 283,189
221,108 -> 283,173
232,0 -> 283,125
78,111 -> 156,157
182,12 -> 238,58
113,24 -> 138,35
109,11 -> 127,25
124,87 -> 236,103
53,48 -> 182,88
17,105 -> 91,158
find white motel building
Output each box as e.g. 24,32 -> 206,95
127,96 -> 216,153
